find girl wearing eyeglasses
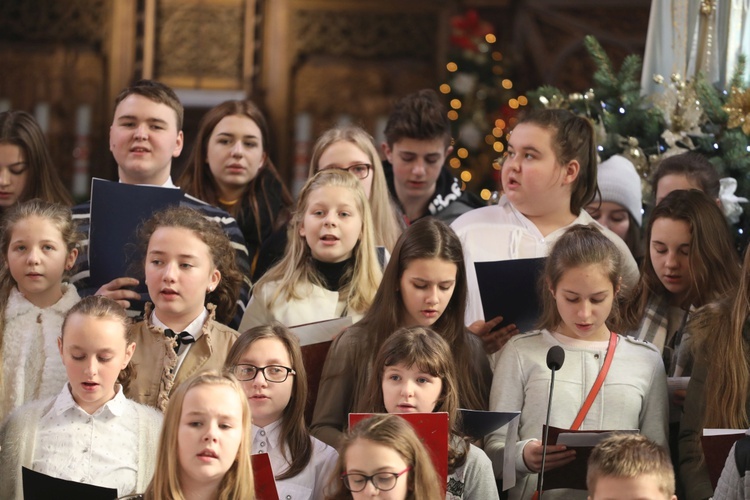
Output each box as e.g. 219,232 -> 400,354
310,125 -> 403,253
225,324 -> 338,499
326,413 -> 443,500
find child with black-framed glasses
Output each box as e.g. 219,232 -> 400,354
225,323 -> 338,499
326,413 -> 443,500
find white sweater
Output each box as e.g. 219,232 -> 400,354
1,284 -> 80,421
485,330 -> 668,500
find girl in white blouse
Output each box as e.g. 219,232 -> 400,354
0,295 -> 162,499
225,324 -> 338,499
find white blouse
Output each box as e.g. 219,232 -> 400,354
32,385 -> 139,496
252,419 -> 338,500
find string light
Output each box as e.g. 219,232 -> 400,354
517,96 -> 528,106
502,79 -> 513,89
460,171 -> 472,182
480,189 -> 492,200
449,158 -> 461,168
457,148 -> 469,158
450,99 -> 462,109
485,34 -> 496,43
439,84 -> 451,94
447,110 -> 459,120
493,142 -> 504,152
447,62 -> 458,72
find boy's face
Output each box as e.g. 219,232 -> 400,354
383,137 -> 452,204
110,94 -> 184,185
589,475 -> 676,500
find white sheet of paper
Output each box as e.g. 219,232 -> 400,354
703,428 -> 748,437
557,430 -> 638,447
290,316 -> 353,346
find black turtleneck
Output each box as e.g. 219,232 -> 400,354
313,257 -> 353,292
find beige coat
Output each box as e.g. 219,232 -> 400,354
125,303 -> 239,411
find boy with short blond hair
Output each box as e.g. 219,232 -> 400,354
587,434 -> 677,500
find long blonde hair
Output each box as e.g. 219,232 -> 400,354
309,125 -> 402,251
256,169 -> 382,315
143,370 -> 255,499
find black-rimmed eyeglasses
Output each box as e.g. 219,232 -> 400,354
326,163 -> 372,180
231,364 -> 296,383
341,467 -> 411,492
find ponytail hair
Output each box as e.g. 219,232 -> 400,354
517,108 -> 598,214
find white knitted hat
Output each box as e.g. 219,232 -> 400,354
597,155 -> 643,227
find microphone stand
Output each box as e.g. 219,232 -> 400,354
536,365 -> 558,499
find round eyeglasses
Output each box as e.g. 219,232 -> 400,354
231,364 -> 296,383
341,467 -> 411,492
326,163 -> 371,180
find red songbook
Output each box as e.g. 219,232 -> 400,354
251,453 -> 280,500
292,317 -> 351,425
701,429 -> 746,488
349,412 -> 449,493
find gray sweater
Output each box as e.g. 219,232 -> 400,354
486,330 -> 668,500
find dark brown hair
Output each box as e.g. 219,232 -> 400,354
0,111 -> 73,208
651,151 -> 720,201
622,190 -> 739,329
224,324 -> 312,480
353,217 -> 487,411
384,89 -> 452,147
177,100 -> 292,247
359,326 -> 469,472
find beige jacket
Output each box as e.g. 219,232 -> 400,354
125,303 -> 239,411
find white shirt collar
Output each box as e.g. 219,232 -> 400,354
52,383 -> 128,417
252,418 -> 283,452
151,307 -> 208,341
118,176 -> 178,189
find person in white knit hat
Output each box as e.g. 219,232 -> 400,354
586,155 -> 644,260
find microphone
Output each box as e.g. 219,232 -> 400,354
536,345 -> 565,499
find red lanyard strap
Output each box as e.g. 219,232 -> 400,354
570,332 -> 618,431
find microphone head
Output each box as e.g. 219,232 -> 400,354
546,345 -> 565,371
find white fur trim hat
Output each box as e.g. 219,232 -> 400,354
597,155 -> 643,227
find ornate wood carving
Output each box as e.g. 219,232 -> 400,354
154,0 -> 246,89
0,0 -> 105,45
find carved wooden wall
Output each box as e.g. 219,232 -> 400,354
262,0 -> 451,183
0,0 -> 110,190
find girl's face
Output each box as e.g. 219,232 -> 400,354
399,258 -> 457,327
177,384 -> 244,492
6,215 -> 78,308
206,115 -> 266,198
586,201 -> 630,241
317,140 -> 374,199
299,185 -> 363,263
655,174 -> 701,205
0,143 -> 28,208
238,337 -> 294,428
503,123 -> 578,217
58,313 -> 135,415
145,227 -> 221,329
382,362 -> 443,414
649,217 -> 692,303
345,438 -> 410,500
551,264 -> 616,342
